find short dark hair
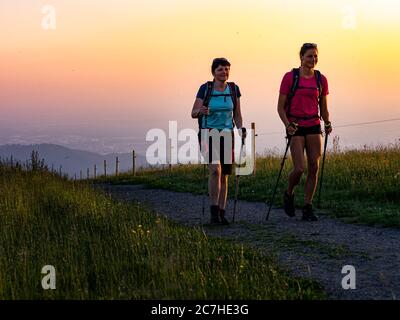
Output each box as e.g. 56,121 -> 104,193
300,43 -> 318,57
211,57 -> 231,74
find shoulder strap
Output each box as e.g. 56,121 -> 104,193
203,81 -> 214,107
198,81 -> 214,129
285,68 -> 300,116
227,82 -> 238,129
286,69 -> 325,121
314,70 -> 323,119
290,68 -> 300,96
314,70 -> 322,100
227,82 -> 238,112
199,81 -> 238,129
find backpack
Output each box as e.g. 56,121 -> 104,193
285,68 -> 323,121
198,81 -> 238,129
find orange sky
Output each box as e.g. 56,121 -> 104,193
1,0 -> 399,151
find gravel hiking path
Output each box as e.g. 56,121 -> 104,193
95,184 -> 400,300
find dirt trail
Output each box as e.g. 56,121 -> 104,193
96,184 -> 400,300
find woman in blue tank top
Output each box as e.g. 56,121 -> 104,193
191,58 -> 246,224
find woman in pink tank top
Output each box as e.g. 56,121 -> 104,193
277,43 -> 333,221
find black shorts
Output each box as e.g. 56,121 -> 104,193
198,129 -> 234,175
291,125 -> 322,136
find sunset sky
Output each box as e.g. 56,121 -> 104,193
1,0 -> 399,154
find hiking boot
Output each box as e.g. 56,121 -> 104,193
219,208 -> 230,225
283,190 -> 295,217
302,203 -> 318,221
210,205 -> 220,224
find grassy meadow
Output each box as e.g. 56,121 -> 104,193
0,160 -> 323,299
94,143 -> 400,227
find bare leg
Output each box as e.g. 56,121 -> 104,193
287,136 -> 306,194
304,134 -> 321,204
218,174 -> 229,209
304,134 -> 322,204
209,164 -> 221,205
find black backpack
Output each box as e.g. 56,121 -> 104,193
198,81 -> 238,130
285,68 -> 323,120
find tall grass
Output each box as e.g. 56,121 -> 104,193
95,143 -> 400,227
0,161 -> 322,299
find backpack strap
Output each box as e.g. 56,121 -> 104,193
198,81 -> 214,129
203,81 -> 214,106
314,70 -> 323,119
227,82 -> 238,128
286,68 -> 324,121
285,68 -> 300,117
199,81 -> 238,129
227,82 -> 238,112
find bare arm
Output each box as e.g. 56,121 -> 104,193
320,95 -> 332,134
191,98 -> 209,118
320,95 -> 330,123
277,93 -> 290,128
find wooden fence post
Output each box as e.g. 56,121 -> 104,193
132,149 -> 136,176
251,122 -> 256,176
104,160 -> 107,176
116,156 -> 119,176
169,138 -> 172,175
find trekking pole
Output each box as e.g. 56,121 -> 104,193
232,135 -> 245,223
317,132 -> 329,208
200,125 -> 209,220
266,135 -> 292,221
202,163 -> 207,217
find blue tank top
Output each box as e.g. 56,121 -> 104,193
196,83 -> 242,130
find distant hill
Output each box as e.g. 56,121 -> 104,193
0,144 -> 147,178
